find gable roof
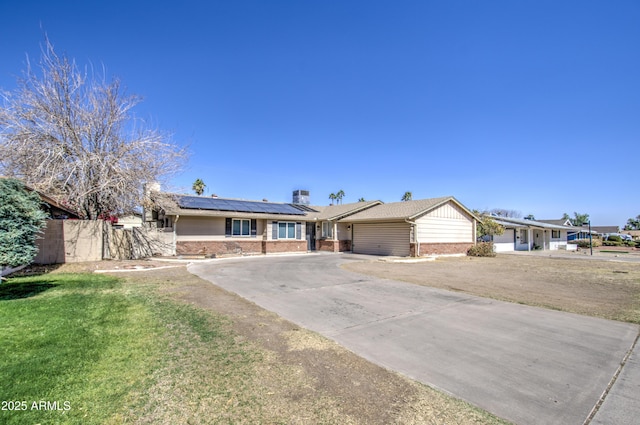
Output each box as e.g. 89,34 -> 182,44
310,200 -> 383,221
592,226 -> 620,234
491,216 -> 575,230
340,196 -> 478,222
538,218 -> 572,226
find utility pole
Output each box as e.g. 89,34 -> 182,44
588,220 -> 593,256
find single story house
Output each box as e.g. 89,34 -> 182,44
621,230 -> 640,241
339,197 -> 478,257
538,219 -> 596,241
148,192 -> 479,257
592,226 -> 620,236
490,216 -> 577,252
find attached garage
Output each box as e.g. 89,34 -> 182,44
343,196 -> 478,257
353,222 -> 410,256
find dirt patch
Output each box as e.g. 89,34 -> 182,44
343,254 -> 640,324
11,259 -> 179,276
108,266 -> 506,424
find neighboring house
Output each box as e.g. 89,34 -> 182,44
0,177 -> 80,219
592,226 -> 620,236
490,216 -> 576,252
113,214 -> 143,229
621,230 -> 640,241
148,192 -> 478,257
339,197 -> 478,257
37,192 -> 80,220
538,219 -> 595,241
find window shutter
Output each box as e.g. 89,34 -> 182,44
251,219 -> 257,237
272,221 -> 278,240
296,222 -> 302,240
225,218 -> 232,237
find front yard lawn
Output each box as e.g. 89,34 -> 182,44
0,272 -> 259,424
1,267 -> 509,424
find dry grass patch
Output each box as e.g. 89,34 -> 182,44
109,266 -> 509,424
342,254 -> 640,324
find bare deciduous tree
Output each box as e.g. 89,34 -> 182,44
0,38 -> 188,219
489,208 -> 521,218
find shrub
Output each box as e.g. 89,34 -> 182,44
571,239 -> 601,248
636,240 -> 640,248
603,240 -> 622,246
467,242 -> 496,257
607,235 -> 622,243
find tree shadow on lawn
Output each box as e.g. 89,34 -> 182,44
0,281 -> 57,301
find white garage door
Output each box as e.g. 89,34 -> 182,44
353,222 -> 410,256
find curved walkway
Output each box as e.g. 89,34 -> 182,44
189,253 -> 639,425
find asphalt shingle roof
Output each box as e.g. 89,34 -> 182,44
342,196 -> 474,222
310,201 -> 382,221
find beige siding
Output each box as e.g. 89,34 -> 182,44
336,222 -> 352,241
266,220 -> 307,241
353,222 -> 410,256
176,217 -> 265,241
417,202 -> 473,243
177,216 -> 225,241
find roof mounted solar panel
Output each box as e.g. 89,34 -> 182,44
290,204 -> 319,212
176,196 -> 306,215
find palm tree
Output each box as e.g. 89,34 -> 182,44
358,197 -> 366,202
329,193 -> 337,205
192,178 -> 206,196
401,191 -> 412,202
336,189 -> 345,205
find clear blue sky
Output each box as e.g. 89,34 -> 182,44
1,1 -> 639,226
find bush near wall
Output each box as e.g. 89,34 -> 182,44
569,239 -> 602,248
603,241 -> 622,246
467,242 -> 496,257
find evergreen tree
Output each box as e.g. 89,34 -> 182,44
0,179 -> 48,269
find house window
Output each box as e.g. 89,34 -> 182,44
552,230 -> 561,239
519,229 -> 528,243
322,221 -> 333,238
232,219 -> 251,236
278,222 -> 296,239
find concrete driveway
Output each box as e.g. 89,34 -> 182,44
188,253 -> 639,425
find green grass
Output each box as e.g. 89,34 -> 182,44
1,270 -> 511,424
0,273 -> 164,424
0,272 -> 257,425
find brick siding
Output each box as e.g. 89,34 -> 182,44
317,239 -> 352,252
177,240 -> 262,256
410,242 -> 474,256
262,240 -> 307,254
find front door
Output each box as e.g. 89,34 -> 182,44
306,222 -> 316,251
